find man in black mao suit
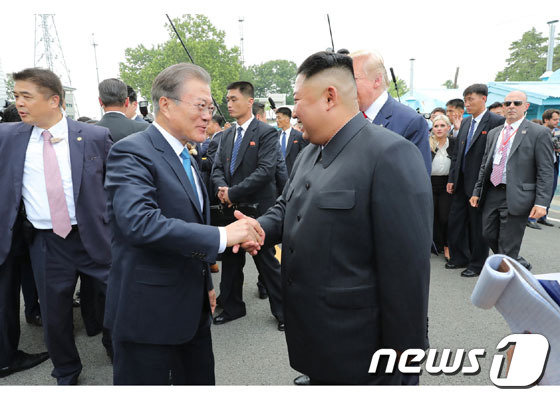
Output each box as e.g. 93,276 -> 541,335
244,52 -> 431,385
96,78 -> 148,143
275,107 -> 307,175
212,81 -> 285,330
470,91 -> 554,265
446,84 -> 505,277
104,64 -> 264,385
0,68 -> 113,384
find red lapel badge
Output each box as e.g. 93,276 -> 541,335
250,141 -> 256,146
481,131 -> 487,135
293,140 -> 298,143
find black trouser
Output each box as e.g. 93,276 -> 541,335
482,185 -> 528,259
218,245 -> 284,322
447,184 -> 489,272
113,288 -> 214,385
431,175 -> 452,252
0,243 -> 23,368
29,227 -> 110,385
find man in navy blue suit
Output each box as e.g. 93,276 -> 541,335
104,63 -> 264,385
0,68 -> 112,384
350,50 -> 431,173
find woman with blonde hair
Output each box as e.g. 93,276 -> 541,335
430,114 -> 455,261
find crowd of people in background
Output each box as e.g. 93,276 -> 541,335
0,47 -> 558,386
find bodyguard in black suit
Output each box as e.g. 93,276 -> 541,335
96,78 -> 148,143
246,52 -> 431,384
446,84 -> 505,277
212,81 -> 285,330
104,64 -> 263,385
1,68 -> 112,384
275,107 -> 307,175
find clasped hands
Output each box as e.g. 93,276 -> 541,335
224,210 -> 266,256
217,186 -> 232,207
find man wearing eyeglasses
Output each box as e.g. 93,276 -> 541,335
104,64 -> 265,384
470,91 -> 554,270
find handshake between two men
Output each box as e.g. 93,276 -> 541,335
224,210 -> 266,256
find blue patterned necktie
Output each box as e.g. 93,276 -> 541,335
464,119 -> 477,154
281,131 -> 287,158
180,148 -> 199,201
230,126 -> 243,175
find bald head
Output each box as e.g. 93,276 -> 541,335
292,51 -> 359,145
504,91 -> 529,125
350,50 -> 390,111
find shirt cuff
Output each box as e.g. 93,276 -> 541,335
535,205 -> 547,210
218,227 -> 227,253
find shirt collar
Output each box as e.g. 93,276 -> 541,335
505,117 -> 524,132
472,109 -> 487,124
363,90 -> 389,121
282,127 -> 292,135
237,116 -> 254,133
31,115 -> 67,142
152,121 -> 187,157
105,111 -> 127,117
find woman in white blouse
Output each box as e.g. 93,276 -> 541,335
430,115 -> 455,262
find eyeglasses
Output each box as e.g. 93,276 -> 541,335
171,98 -> 215,115
503,101 -> 524,107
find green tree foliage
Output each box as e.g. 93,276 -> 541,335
4,75 -> 14,101
495,28 -> 560,81
442,80 -> 455,89
242,60 -> 298,104
389,76 -> 408,99
119,15 -> 242,113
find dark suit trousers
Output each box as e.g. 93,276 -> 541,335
481,185 -> 528,259
219,246 -> 284,322
113,295 -> 215,385
447,182 -> 489,272
29,228 -> 110,385
0,247 -> 22,368
431,175 -> 452,251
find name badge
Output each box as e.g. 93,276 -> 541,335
493,152 -> 502,165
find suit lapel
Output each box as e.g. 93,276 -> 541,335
285,129 -> 294,156
372,96 -> 392,129
13,124 -> 33,205
466,112 -> 489,153
67,118 -> 85,202
231,119 -> 256,175
222,127 -> 235,182
508,119 -> 528,161
486,127 -> 502,168
149,126 -> 204,221
191,159 -> 210,224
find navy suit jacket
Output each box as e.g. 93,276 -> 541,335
373,95 -> 432,173
0,118 -> 112,266
103,124 -> 219,344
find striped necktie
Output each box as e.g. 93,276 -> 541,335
230,126 -> 243,175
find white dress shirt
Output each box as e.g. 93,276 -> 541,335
234,116 -> 254,143
363,90 -> 389,122
279,126 -> 292,147
153,121 -> 226,253
431,139 -> 451,176
492,117 -> 523,184
22,115 -> 77,229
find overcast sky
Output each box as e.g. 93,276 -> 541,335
1,0 -> 558,119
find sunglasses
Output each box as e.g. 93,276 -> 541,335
503,101 -> 523,107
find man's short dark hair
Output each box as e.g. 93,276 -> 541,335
126,85 -> 138,103
430,107 -> 446,116
276,107 -> 292,119
1,103 -> 21,122
542,108 -> 560,122
77,116 -> 91,122
337,48 -> 350,55
488,101 -> 503,111
227,81 -> 254,98
297,51 -> 354,80
99,78 -> 128,107
12,68 -> 64,107
252,102 -> 265,117
446,98 -> 464,110
463,84 -> 488,98
212,115 -> 225,127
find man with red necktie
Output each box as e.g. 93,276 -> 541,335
0,68 -> 113,384
470,91 -> 554,268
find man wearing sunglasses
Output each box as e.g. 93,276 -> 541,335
470,91 -> 554,270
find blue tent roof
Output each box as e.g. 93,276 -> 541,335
400,88 -> 464,113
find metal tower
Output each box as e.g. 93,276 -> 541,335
238,17 -> 245,66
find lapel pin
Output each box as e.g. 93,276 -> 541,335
522,130 -> 527,135
250,141 -> 256,146
482,131 -> 487,135
77,136 -> 83,141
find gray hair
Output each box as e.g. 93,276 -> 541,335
350,50 -> 390,90
98,78 -> 128,107
151,63 -> 211,114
